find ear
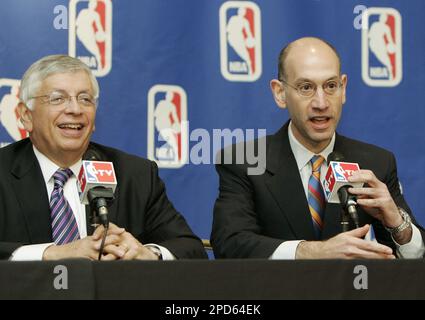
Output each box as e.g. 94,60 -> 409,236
17,102 -> 33,133
341,74 -> 348,105
270,79 -> 287,110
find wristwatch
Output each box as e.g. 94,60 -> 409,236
148,246 -> 163,260
385,207 -> 412,236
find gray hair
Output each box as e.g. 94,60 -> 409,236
19,54 -> 99,109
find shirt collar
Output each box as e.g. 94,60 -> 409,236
32,145 -> 82,184
288,121 -> 335,170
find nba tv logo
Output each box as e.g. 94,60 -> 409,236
362,7 -> 402,87
0,79 -> 27,143
84,161 -> 115,183
147,85 -> 188,169
219,1 -> 262,82
69,0 -> 112,77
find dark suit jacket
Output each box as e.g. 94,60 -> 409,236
0,139 -> 207,260
211,122 -> 425,258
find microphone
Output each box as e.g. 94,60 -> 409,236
337,185 -> 359,228
77,150 -> 117,228
321,151 -> 362,230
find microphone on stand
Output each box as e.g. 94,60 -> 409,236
77,151 -> 117,228
78,149 -> 117,260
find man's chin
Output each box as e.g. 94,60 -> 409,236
307,131 -> 334,149
58,140 -> 89,154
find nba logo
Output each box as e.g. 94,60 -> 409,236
362,7 -> 402,87
331,162 -> 360,181
78,160 -> 116,204
332,162 -> 347,181
147,85 -> 188,169
85,161 -> 98,182
219,1 -> 262,82
69,0 -> 112,77
0,79 -> 28,143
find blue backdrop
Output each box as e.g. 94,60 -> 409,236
0,0 -> 424,245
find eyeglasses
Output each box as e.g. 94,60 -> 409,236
28,91 -> 98,107
280,78 -> 343,98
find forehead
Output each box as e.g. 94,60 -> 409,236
38,71 -> 93,93
285,45 -> 340,82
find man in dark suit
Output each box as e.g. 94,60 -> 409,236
211,37 -> 425,259
0,54 -> 206,261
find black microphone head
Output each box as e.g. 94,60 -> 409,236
83,147 -> 102,161
327,151 -> 345,163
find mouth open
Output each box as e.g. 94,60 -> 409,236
57,123 -> 86,137
58,123 -> 84,130
309,116 -> 332,130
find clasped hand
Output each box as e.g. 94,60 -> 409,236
43,223 -> 159,261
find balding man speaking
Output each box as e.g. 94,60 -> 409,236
212,37 -> 425,260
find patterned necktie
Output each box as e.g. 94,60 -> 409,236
50,168 -> 80,245
308,155 -> 326,238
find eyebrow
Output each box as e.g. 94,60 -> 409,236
45,89 -> 93,95
294,76 -> 339,83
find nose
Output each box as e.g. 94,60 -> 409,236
64,96 -> 83,114
311,86 -> 328,110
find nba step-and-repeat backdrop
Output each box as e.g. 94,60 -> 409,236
0,0 -> 424,244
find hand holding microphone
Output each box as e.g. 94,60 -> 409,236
296,152 -> 401,259
346,169 -> 408,237
322,152 -> 362,230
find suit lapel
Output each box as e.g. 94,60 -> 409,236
10,141 -> 52,243
264,123 -> 317,240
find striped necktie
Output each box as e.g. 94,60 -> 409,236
50,168 -> 80,245
308,155 -> 326,238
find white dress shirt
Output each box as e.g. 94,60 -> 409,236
271,121 -> 425,259
10,146 -> 174,261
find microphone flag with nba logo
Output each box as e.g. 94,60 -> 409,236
78,160 -> 117,205
321,158 -> 363,204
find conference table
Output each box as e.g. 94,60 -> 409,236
1,259 -> 424,300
